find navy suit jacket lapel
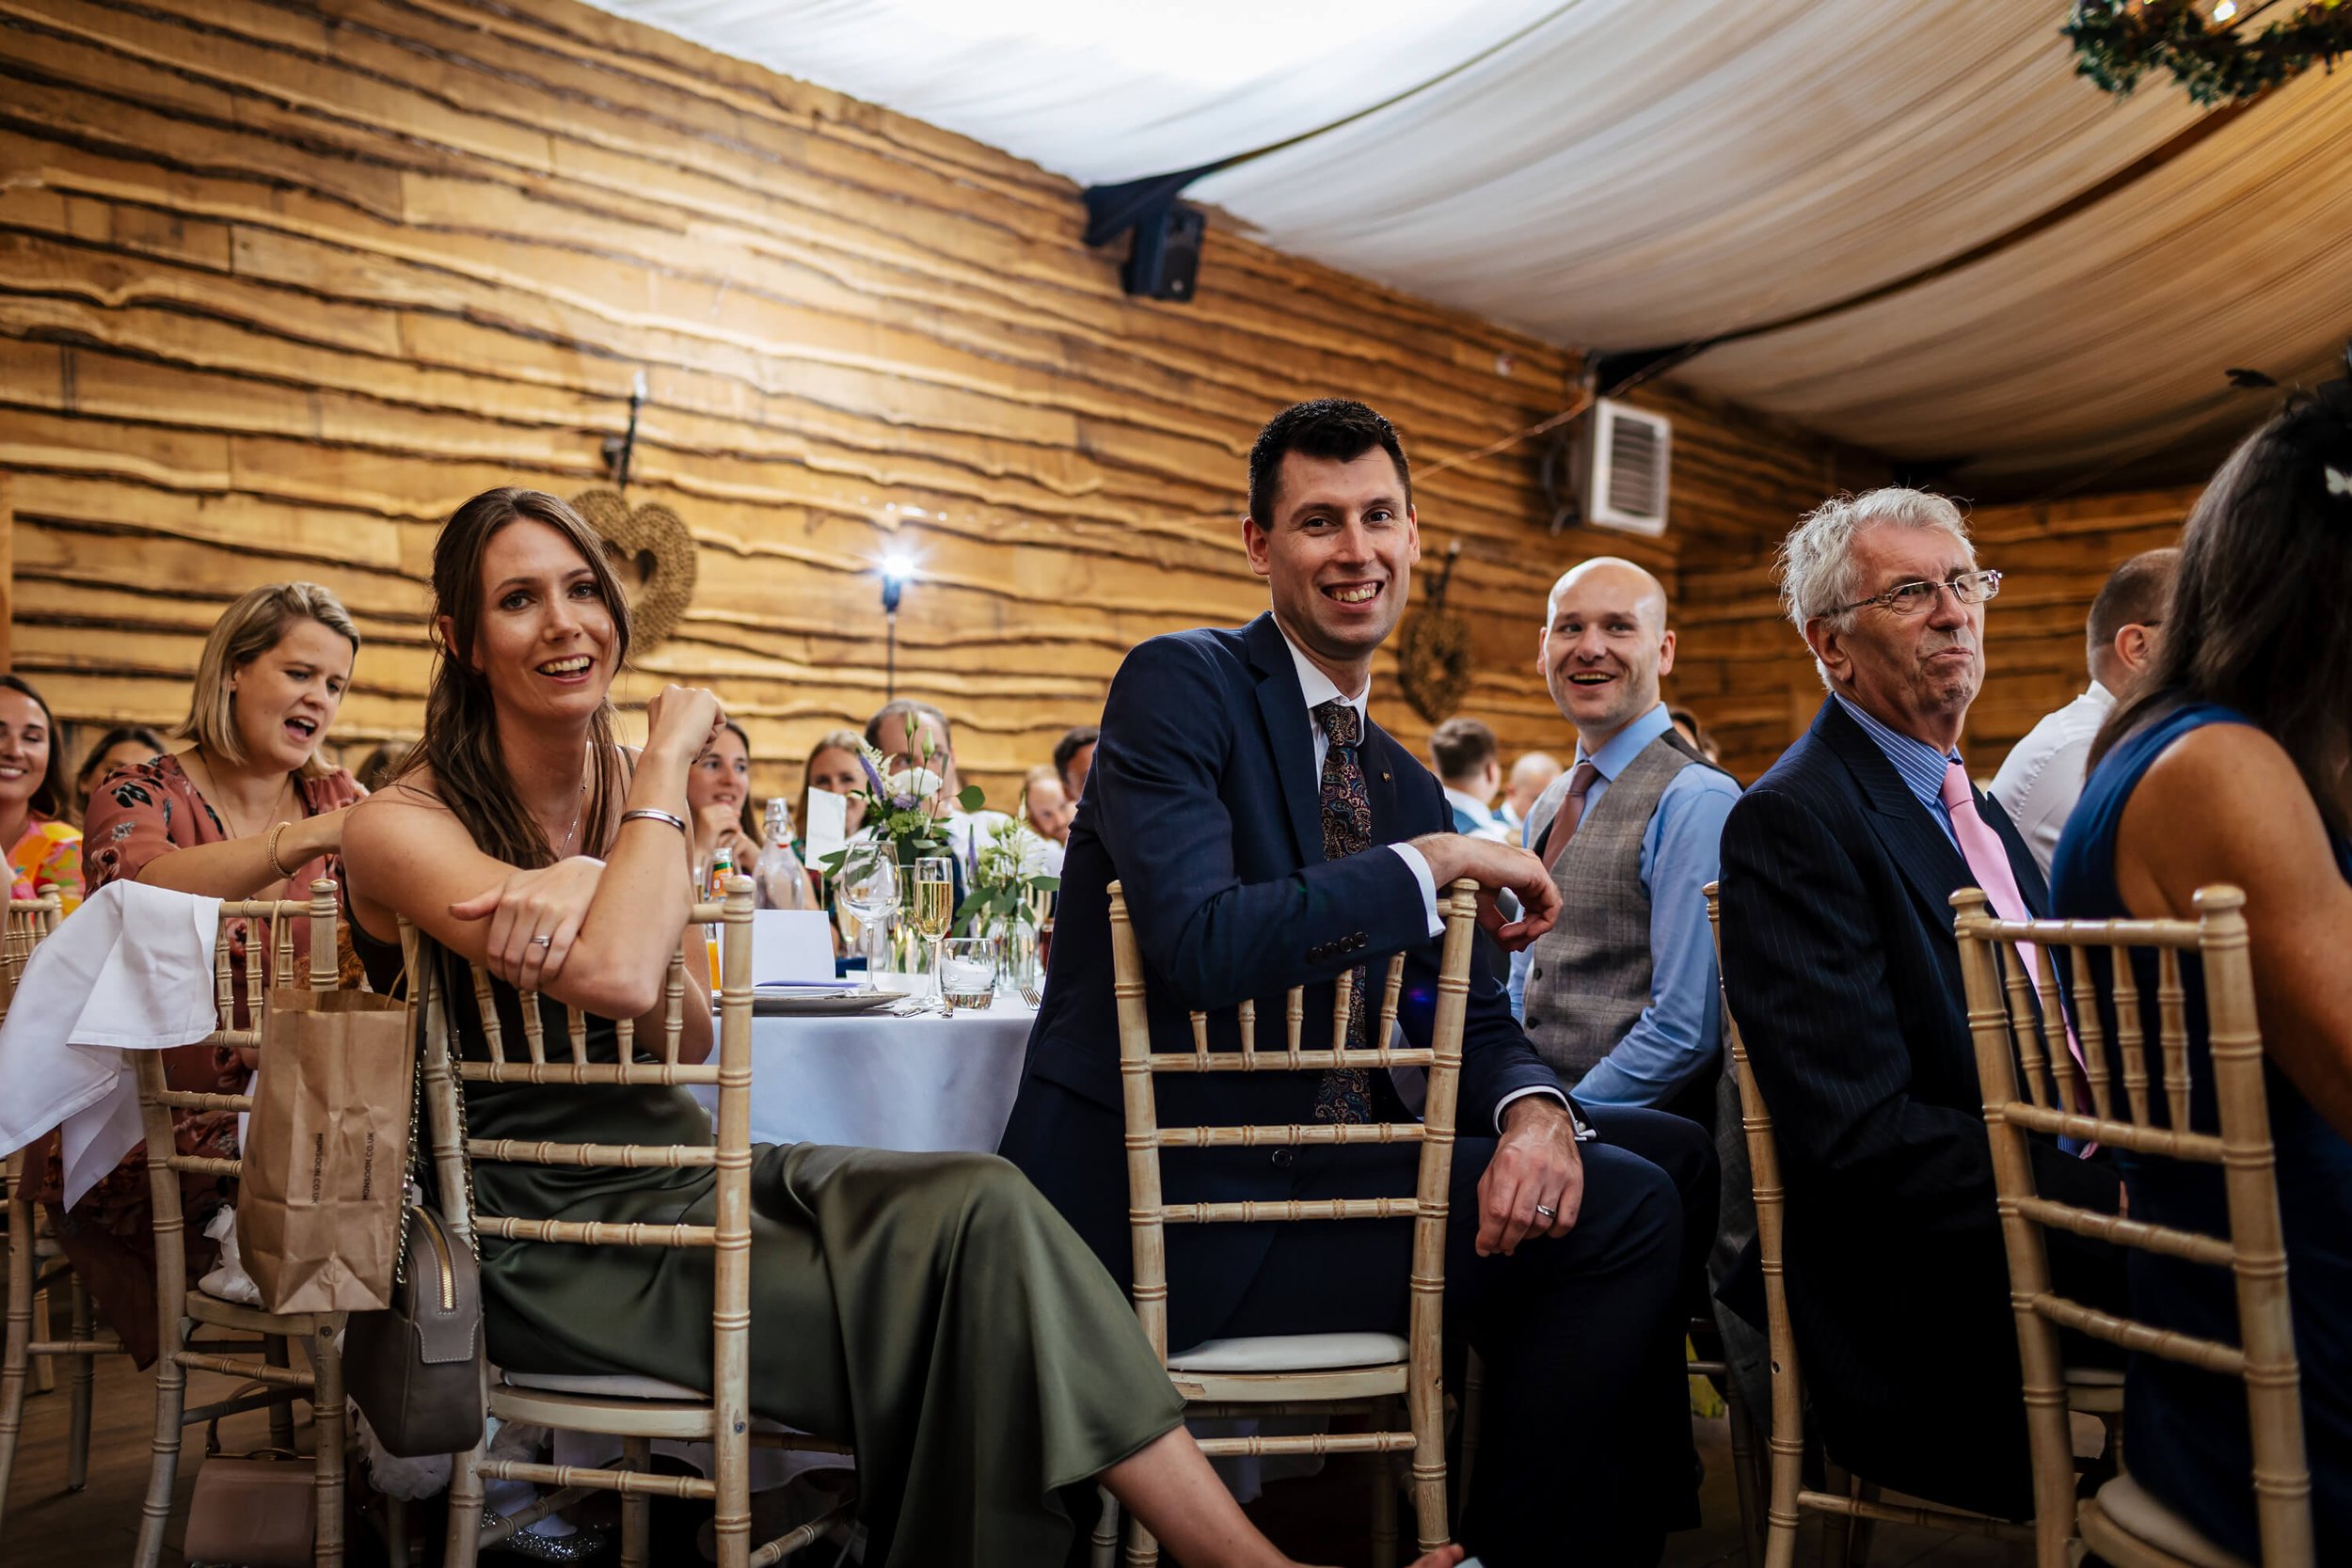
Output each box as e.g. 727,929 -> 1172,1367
1815,699 -> 1975,933
1360,719 -> 1408,844
1244,613 -> 1327,866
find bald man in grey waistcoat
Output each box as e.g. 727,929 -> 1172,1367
1508,560 -> 1739,1122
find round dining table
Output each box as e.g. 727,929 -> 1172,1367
686,999 -> 1036,1153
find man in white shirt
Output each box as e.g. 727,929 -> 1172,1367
1990,547 -> 2178,877
1430,716 -> 1513,841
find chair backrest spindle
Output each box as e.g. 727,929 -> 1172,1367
1952,884 -> 2312,1566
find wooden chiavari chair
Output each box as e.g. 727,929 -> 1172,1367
134,879 -> 352,1568
0,893 -> 111,1528
420,878 -> 851,1568
1704,882 -> 2121,1568
1954,884 -> 2311,1568
1096,877 -> 1479,1567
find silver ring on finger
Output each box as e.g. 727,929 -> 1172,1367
531,934 -> 553,948
1534,1203 -> 1558,1220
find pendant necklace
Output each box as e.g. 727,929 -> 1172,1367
190,747 -> 292,846
552,778 -> 586,858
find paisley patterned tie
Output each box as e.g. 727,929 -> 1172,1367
1311,699 -> 1375,1125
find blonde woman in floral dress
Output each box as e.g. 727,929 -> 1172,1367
54,583 -> 364,1362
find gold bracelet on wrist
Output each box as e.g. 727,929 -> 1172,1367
265,820 -> 295,880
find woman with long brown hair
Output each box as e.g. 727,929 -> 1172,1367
2052,388 -> 2352,1560
342,488 -> 1458,1568
687,717 -> 761,879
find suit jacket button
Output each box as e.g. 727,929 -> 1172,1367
1272,1148 -> 1295,1169
1533,967 -> 1543,980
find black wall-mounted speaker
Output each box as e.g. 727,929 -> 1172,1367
1123,200 -> 1204,302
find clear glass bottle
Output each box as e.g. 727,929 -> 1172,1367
753,798 -> 811,911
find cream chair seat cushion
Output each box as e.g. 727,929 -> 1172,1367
2091,1472 -> 2252,1568
1164,1331 -> 1406,1373
502,1369 -> 703,1402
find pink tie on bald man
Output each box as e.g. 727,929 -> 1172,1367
1941,759 -> 2094,1132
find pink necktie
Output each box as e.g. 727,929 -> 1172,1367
1539,760 -> 1601,867
1941,760 -> 2094,1133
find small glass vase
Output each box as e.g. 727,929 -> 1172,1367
992,917 -> 1042,1006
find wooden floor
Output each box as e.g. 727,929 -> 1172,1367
2,1355 -> 2023,1566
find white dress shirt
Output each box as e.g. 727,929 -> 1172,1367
1276,628 -> 1443,936
1442,785 -> 1513,842
1274,625 -> 1568,1130
1989,681 -> 2115,880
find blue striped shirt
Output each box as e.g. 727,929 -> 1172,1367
1833,693 -> 1963,852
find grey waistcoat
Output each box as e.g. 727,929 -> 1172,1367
1519,727 -> 1712,1087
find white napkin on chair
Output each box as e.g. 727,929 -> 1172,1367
0,880 -> 223,1206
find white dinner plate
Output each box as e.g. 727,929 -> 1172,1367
749,990 -> 902,1017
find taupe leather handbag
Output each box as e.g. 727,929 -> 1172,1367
344,1041 -> 485,1458
183,1391 -> 314,1568
345,1203 -> 484,1458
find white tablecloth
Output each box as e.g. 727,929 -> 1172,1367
687,1003 -> 1034,1152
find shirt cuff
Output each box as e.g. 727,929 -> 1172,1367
1494,1085 -> 1594,1139
1387,842 -> 1445,939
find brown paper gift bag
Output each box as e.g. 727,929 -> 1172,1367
236,988 -> 413,1314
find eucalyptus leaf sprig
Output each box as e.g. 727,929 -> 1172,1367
956,824 -> 1060,933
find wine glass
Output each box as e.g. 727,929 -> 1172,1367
836,851 -> 900,994
909,856 -> 956,1003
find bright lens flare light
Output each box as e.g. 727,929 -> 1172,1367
2212,0 -> 2237,19
878,550 -> 919,613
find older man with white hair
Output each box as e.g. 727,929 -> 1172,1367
1714,490 -> 2126,1522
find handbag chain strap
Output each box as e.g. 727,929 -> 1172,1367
391,948 -> 482,1293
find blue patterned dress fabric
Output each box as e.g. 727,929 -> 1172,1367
1311,698 -> 1375,1124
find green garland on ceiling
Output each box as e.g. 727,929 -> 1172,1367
2066,0 -> 2352,104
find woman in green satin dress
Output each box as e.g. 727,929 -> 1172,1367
341,487 -> 1461,1568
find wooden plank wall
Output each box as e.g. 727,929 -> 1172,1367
1,0 -> 2153,814
0,0 -> 1852,815
1674,484 -> 2200,783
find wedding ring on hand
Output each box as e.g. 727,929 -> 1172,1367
531,935 -> 553,947
1534,1204 -> 1558,1220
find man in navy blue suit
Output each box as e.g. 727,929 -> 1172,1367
1000,400 -> 1714,1566
1715,489 -> 2127,1520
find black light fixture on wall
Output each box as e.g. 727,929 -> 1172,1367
879,551 -> 916,701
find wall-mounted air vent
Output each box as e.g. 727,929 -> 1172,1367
1585,398 -> 1671,535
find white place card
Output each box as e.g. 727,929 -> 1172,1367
803,787 -> 849,867
754,910 -> 835,985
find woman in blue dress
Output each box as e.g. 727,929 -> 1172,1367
2050,386 -> 2352,1562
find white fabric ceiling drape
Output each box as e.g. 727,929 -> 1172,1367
589,0 -> 2352,486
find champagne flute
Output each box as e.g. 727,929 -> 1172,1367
910,856 -> 956,1004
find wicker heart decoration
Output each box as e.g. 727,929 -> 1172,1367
570,487 -> 697,652
1398,540 -> 1474,723
1398,611 -> 1472,723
